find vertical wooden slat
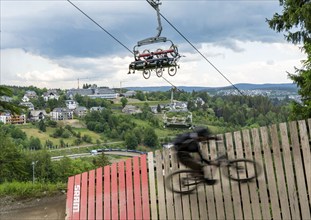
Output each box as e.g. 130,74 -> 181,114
270,124 -> 291,219
170,149 -> 184,220
95,167 -> 103,220
261,126 -> 282,220
234,131 -> 252,220
179,162 -> 192,220
279,123 -> 300,219
72,174 -> 81,220
66,176 -> 75,220
126,158 -> 135,220
289,121 -> 311,220
103,166 -> 111,220
140,154 -> 150,220
226,132 -> 243,220
133,156 -> 142,219
118,161 -> 127,220
155,150 -> 167,220
201,144 -> 217,220
148,152 -> 158,220
80,172 -> 88,220
251,128 -> 271,220
242,129 -> 262,219
163,148 -> 175,220
217,134 -> 234,220
298,120 -> 311,209
88,170 -> 95,220
110,163 -> 118,220
210,140 -> 225,220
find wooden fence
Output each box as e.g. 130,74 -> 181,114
66,119 -> 311,219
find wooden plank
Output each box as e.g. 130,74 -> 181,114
140,154 -> 150,220
225,132 -> 243,220
103,166 -> 111,220
126,158 -> 135,220
242,129 -> 262,219
110,163 -> 118,220
133,156 -> 142,219
260,126 -> 282,220
178,162 -> 192,220
95,167 -> 103,220
66,176 -> 74,220
289,121 -> 311,220
163,148 -> 175,220
118,161 -> 127,220
147,152 -> 158,220
201,144 -> 217,220
251,128 -> 271,220
155,150 -> 167,220
170,149 -> 184,220
217,134 -> 234,220
80,172 -> 88,220
72,174 -> 81,220
279,123 -> 300,219
210,140 -> 225,220
88,170 -> 95,220
270,124 -> 291,219
298,120 -> 311,209
234,131 -> 252,220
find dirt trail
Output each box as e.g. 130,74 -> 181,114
0,193 -> 66,220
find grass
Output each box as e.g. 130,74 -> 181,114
0,181 -> 66,199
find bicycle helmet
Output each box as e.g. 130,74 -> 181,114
194,127 -> 211,138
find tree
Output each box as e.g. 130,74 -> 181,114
267,1 -> 311,119
124,131 -> 138,149
143,127 -> 159,148
120,97 -> 128,108
0,85 -> 24,115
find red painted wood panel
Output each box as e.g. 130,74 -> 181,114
80,172 -> 88,220
111,163 -> 119,220
88,170 -> 95,220
118,161 -> 127,219
103,166 -> 111,219
133,156 -> 142,219
140,154 -> 150,220
72,174 -> 81,220
66,176 -> 74,220
95,167 -> 103,220
126,158 -> 135,219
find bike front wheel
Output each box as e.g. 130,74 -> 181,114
165,169 -> 202,194
222,159 -> 262,182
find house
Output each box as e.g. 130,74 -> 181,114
21,95 -> 30,102
0,113 -> 26,124
20,102 -> 35,111
74,106 -> 88,118
122,105 -> 142,114
29,110 -> 49,121
24,90 -> 37,99
66,87 -> 118,100
43,90 -> 60,101
123,91 -> 136,98
66,100 -> 78,110
90,106 -> 105,112
66,89 -> 93,99
50,108 -> 73,120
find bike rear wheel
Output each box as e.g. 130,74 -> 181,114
222,159 -> 262,182
165,169 -> 202,194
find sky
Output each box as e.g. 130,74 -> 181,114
0,0 -> 307,89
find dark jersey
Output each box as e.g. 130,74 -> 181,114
173,133 -> 200,152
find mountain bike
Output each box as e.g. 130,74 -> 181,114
165,155 -> 262,194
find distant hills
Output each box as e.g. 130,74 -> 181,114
125,83 -> 298,92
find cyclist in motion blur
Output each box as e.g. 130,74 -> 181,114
173,127 -> 219,185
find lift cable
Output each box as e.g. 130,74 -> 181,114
157,10 -> 244,96
67,0 -> 133,55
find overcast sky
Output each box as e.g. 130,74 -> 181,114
0,0 -> 307,89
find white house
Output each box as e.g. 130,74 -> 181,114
29,110 -> 49,121
43,90 -> 60,101
66,100 -> 79,110
50,108 -> 73,120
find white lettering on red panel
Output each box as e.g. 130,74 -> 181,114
73,185 -> 80,213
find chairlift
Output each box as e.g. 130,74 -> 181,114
128,0 -> 181,79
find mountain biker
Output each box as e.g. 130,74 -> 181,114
173,127 -> 218,185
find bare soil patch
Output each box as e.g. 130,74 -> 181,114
0,193 -> 66,220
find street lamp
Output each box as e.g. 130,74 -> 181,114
32,161 -> 38,184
